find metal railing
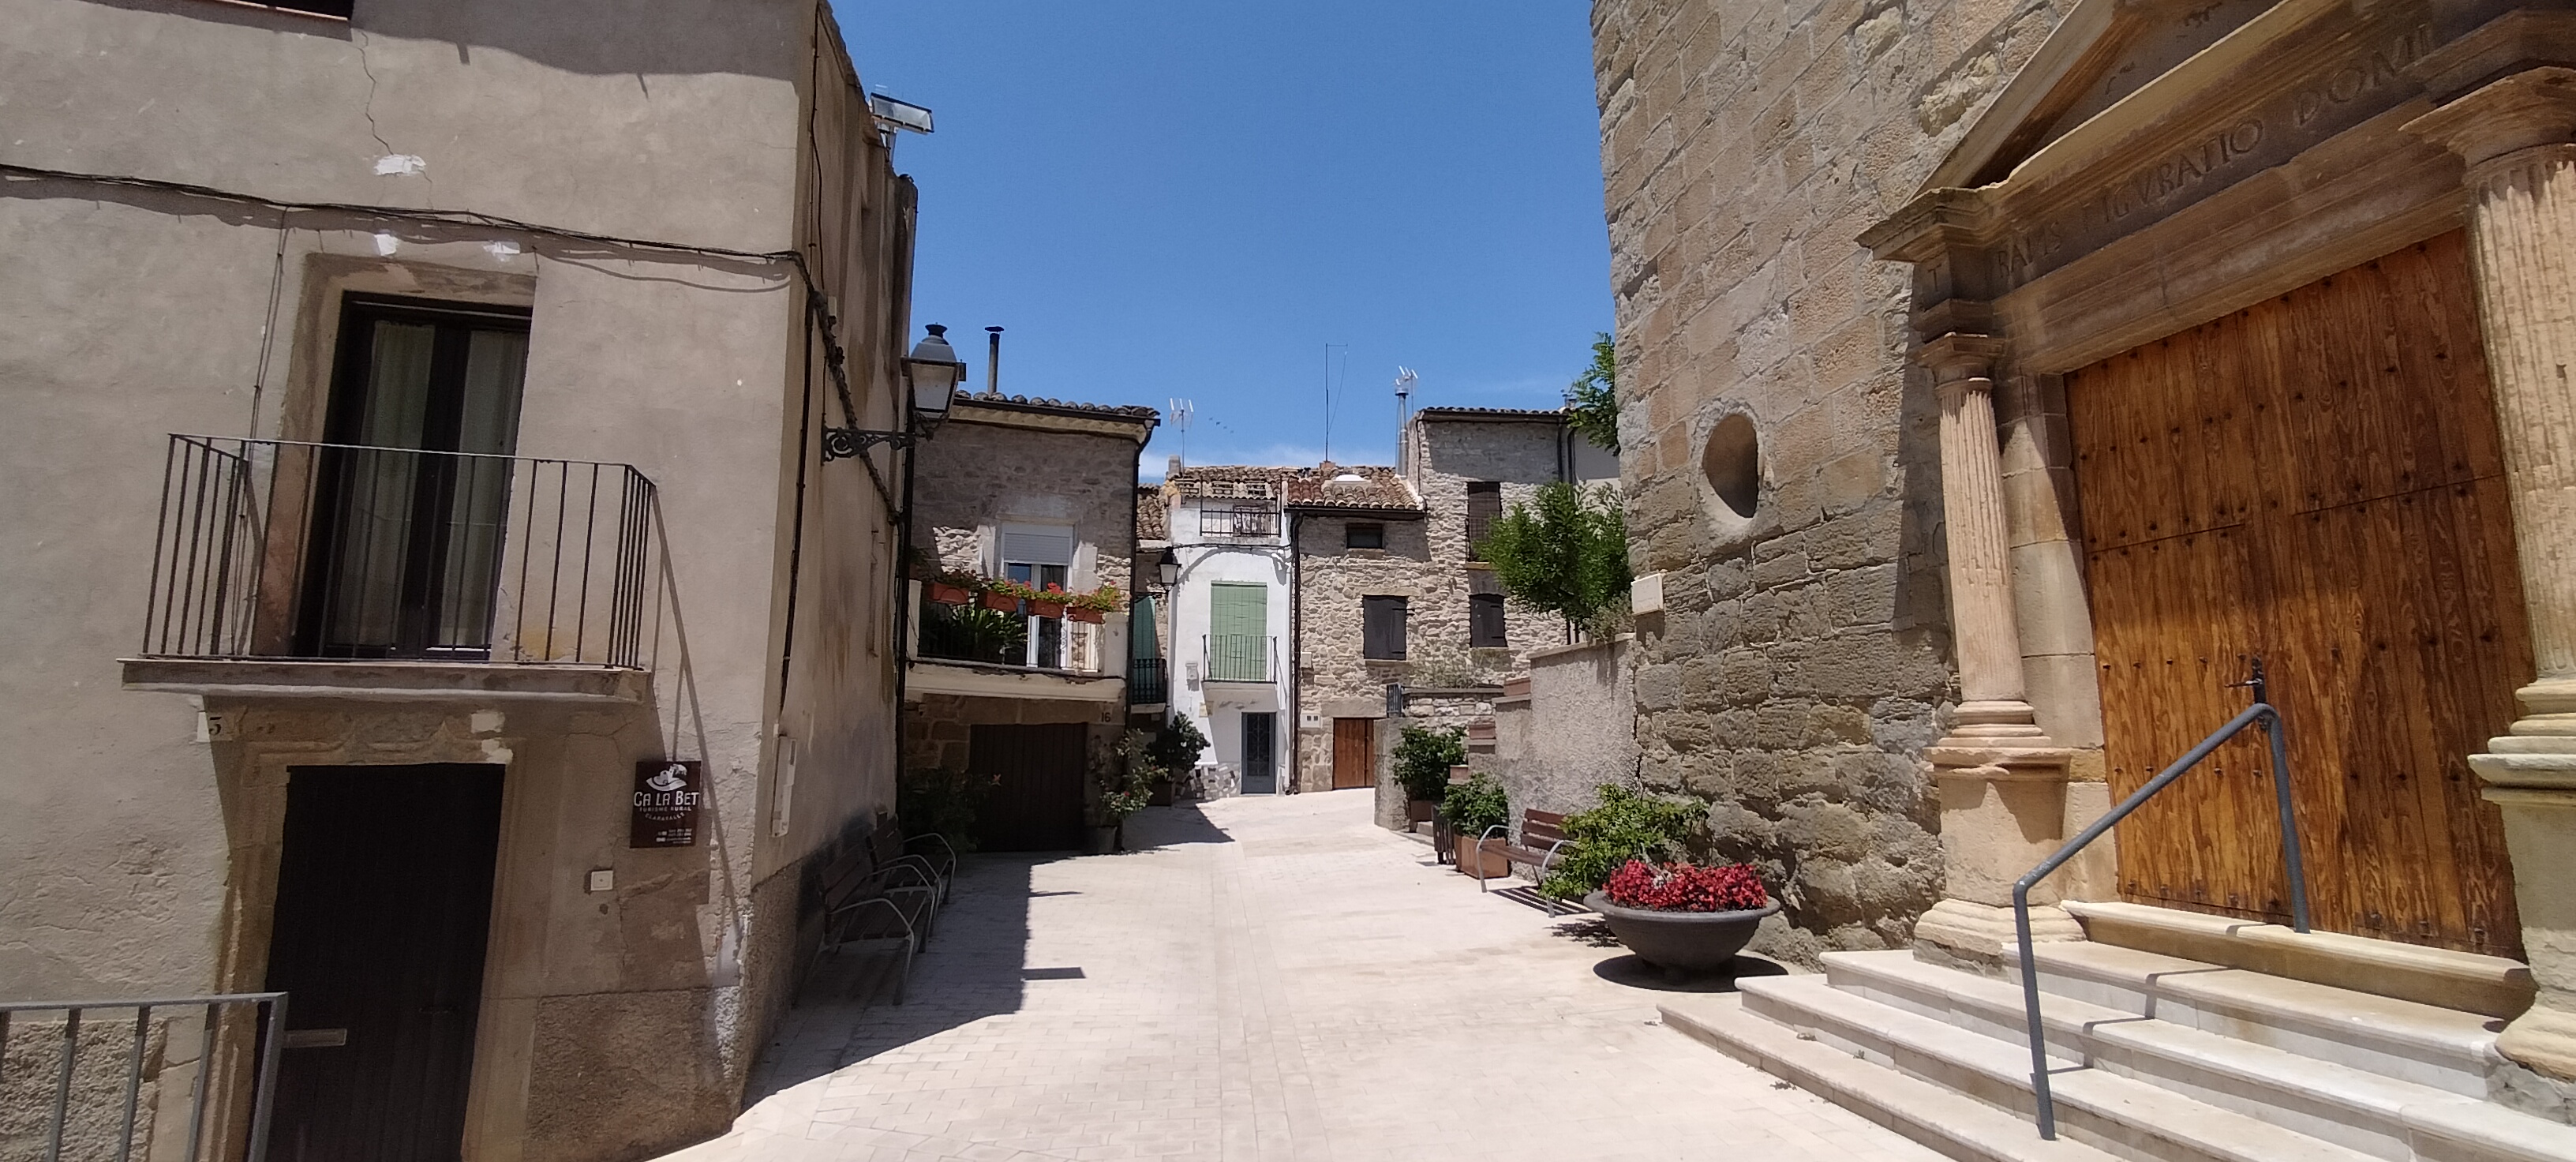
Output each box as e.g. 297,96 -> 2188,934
1196,506 -> 1279,538
142,435 -> 656,667
0,992 -> 288,1162
2012,665 -> 2307,1140
1129,657 -> 1169,705
1204,634 -> 1274,683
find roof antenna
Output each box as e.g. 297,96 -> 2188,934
1170,397 -> 1195,463
1394,366 -> 1417,426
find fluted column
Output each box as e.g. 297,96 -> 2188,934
2409,66 -> 2576,1083
1915,332 -> 2076,969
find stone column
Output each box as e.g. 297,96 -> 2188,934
2409,67 -> 2576,1085
1913,332 -> 2080,969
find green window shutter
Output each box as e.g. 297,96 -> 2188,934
1209,583 -> 1267,638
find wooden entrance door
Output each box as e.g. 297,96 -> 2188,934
1331,718 -> 1375,789
2066,231 -> 2529,958
265,764 -> 505,1162
969,723 -> 1087,851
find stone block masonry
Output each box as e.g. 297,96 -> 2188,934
1593,0 -> 2068,964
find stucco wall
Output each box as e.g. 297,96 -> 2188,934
0,2 -> 910,1156
1481,639 -> 1640,819
1168,500 -> 1292,785
1592,0 -> 2066,961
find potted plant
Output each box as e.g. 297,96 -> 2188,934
1091,729 -> 1161,853
982,576 -> 1035,613
1066,583 -> 1121,624
1029,583 -> 1069,620
1144,714 -> 1208,806
1442,773 -> 1511,877
927,570 -> 978,606
1582,859 -> 1779,976
1392,725 -> 1464,825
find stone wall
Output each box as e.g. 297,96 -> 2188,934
909,410 -> 1143,596
1481,639 -> 1639,820
1592,0 -> 2066,963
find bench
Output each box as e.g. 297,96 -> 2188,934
810,820 -> 945,1004
1475,808 -> 1575,914
871,812 -> 957,908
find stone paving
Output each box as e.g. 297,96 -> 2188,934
664,791 -> 1945,1162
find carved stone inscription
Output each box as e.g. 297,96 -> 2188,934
1991,20 -> 2437,288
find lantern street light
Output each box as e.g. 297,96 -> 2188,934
1158,546 -> 1181,587
823,324 -> 968,460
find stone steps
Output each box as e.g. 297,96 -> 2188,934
2062,901 -> 2535,1020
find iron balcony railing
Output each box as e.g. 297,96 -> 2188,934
142,435 -> 656,667
2012,662 -> 2308,1141
0,992 -> 289,1162
1205,633 -> 1275,683
1196,505 -> 1279,538
912,595 -> 1114,673
1129,657 -> 1169,705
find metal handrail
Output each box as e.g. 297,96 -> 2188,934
2012,680 -> 2307,1140
0,992 -> 289,1162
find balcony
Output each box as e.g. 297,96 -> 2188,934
1204,633 -> 1276,684
123,435 -> 656,702
908,592 -> 1123,704
1129,657 -> 1169,707
1196,505 -> 1279,539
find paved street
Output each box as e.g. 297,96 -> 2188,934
671,790 -> 1944,1162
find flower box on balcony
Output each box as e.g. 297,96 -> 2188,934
981,592 -> 1022,613
1030,599 -> 1067,619
927,582 -> 974,605
1068,606 -> 1105,624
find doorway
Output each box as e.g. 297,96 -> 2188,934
969,723 -> 1087,850
264,763 -> 505,1162
1241,712 -> 1277,794
1331,718 -> 1375,790
298,296 -> 531,660
2067,231 -> 2528,957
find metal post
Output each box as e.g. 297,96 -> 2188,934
47,1006 -> 81,1162
243,995 -> 288,1162
116,1005 -> 150,1162
2264,705 -> 2310,933
2014,886 -> 2057,1139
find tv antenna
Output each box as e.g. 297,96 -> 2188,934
1394,366 -> 1417,426
1169,397 -> 1195,461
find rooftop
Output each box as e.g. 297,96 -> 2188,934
1284,463 -> 1420,512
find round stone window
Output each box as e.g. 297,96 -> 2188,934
1702,413 -> 1761,521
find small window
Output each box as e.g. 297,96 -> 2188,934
1464,482 -> 1502,560
1346,523 -> 1384,550
1470,594 -> 1507,648
1362,596 -> 1409,661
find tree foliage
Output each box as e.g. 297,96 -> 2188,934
1476,480 -> 1631,632
1566,332 -> 1619,452
1538,785 -> 1705,900
1393,725 -> 1466,802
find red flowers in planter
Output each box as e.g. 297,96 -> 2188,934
1603,859 -> 1769,913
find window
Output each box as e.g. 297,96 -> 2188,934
1464,482 -> 1502,560
1362,596 -> 1409,661
1002,524 -> 1073,668
1346,523 -> 1384,550
1470,594 -> 1507,648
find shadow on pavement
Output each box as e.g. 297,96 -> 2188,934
745,853 -> 1043,1104
1120,802 -> 1234,849
1591,951 -> 1792,993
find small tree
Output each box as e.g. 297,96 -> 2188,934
1477,480 -> 1632,638
1392,725 -> 1466,803
1566,332 -> 1619,452
1146,714 -> 1209,777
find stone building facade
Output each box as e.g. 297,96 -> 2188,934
904,393 -> 1157,851
0,2 -> 923,1158
1597,0 -> 2576,1111
1289,410 -> 1619,795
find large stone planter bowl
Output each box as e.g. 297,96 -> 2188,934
1582,893 -> 1781,974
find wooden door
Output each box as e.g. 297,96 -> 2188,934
1242,712 -> 1279,793
1332,718 -> 1375,789
2067,231 -> 2529,957
968,723 -> 1087,851
266,764 -> 505,1162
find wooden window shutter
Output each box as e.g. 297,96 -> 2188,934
1363,595 -> 1408,660
1470,594 -> 1506,648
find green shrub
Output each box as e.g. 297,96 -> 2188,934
1539,785 -> 1703,900
1392,725 -> 1466,802
898,767 -> 998,854
1440,773 -> 1510,837
1145,714 -> 1208,778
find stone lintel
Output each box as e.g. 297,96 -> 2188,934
1911,298 -> 1994,343
2409,9 -> 2576,104
1857,186 -> 1994,261
2405,66 -> 2576,168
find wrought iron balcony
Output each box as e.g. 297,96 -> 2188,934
140,435 -> 656,668
1128,657 -> 1169,705
1204,633 -> 1275,683
1196,505 -> 1279,538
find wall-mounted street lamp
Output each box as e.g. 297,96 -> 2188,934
1158,546 -> 1181,587
824,324 -> 967,460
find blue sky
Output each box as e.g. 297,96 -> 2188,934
829,2 -> 1612,478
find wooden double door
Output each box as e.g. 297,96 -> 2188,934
969,723 -> 1088,851
2066,231 -> 2528,958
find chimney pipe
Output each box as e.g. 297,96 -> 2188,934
1167,454 -> 1182,478
984,326 -> 1003,396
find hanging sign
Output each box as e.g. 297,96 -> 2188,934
630,760 -> 704,848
